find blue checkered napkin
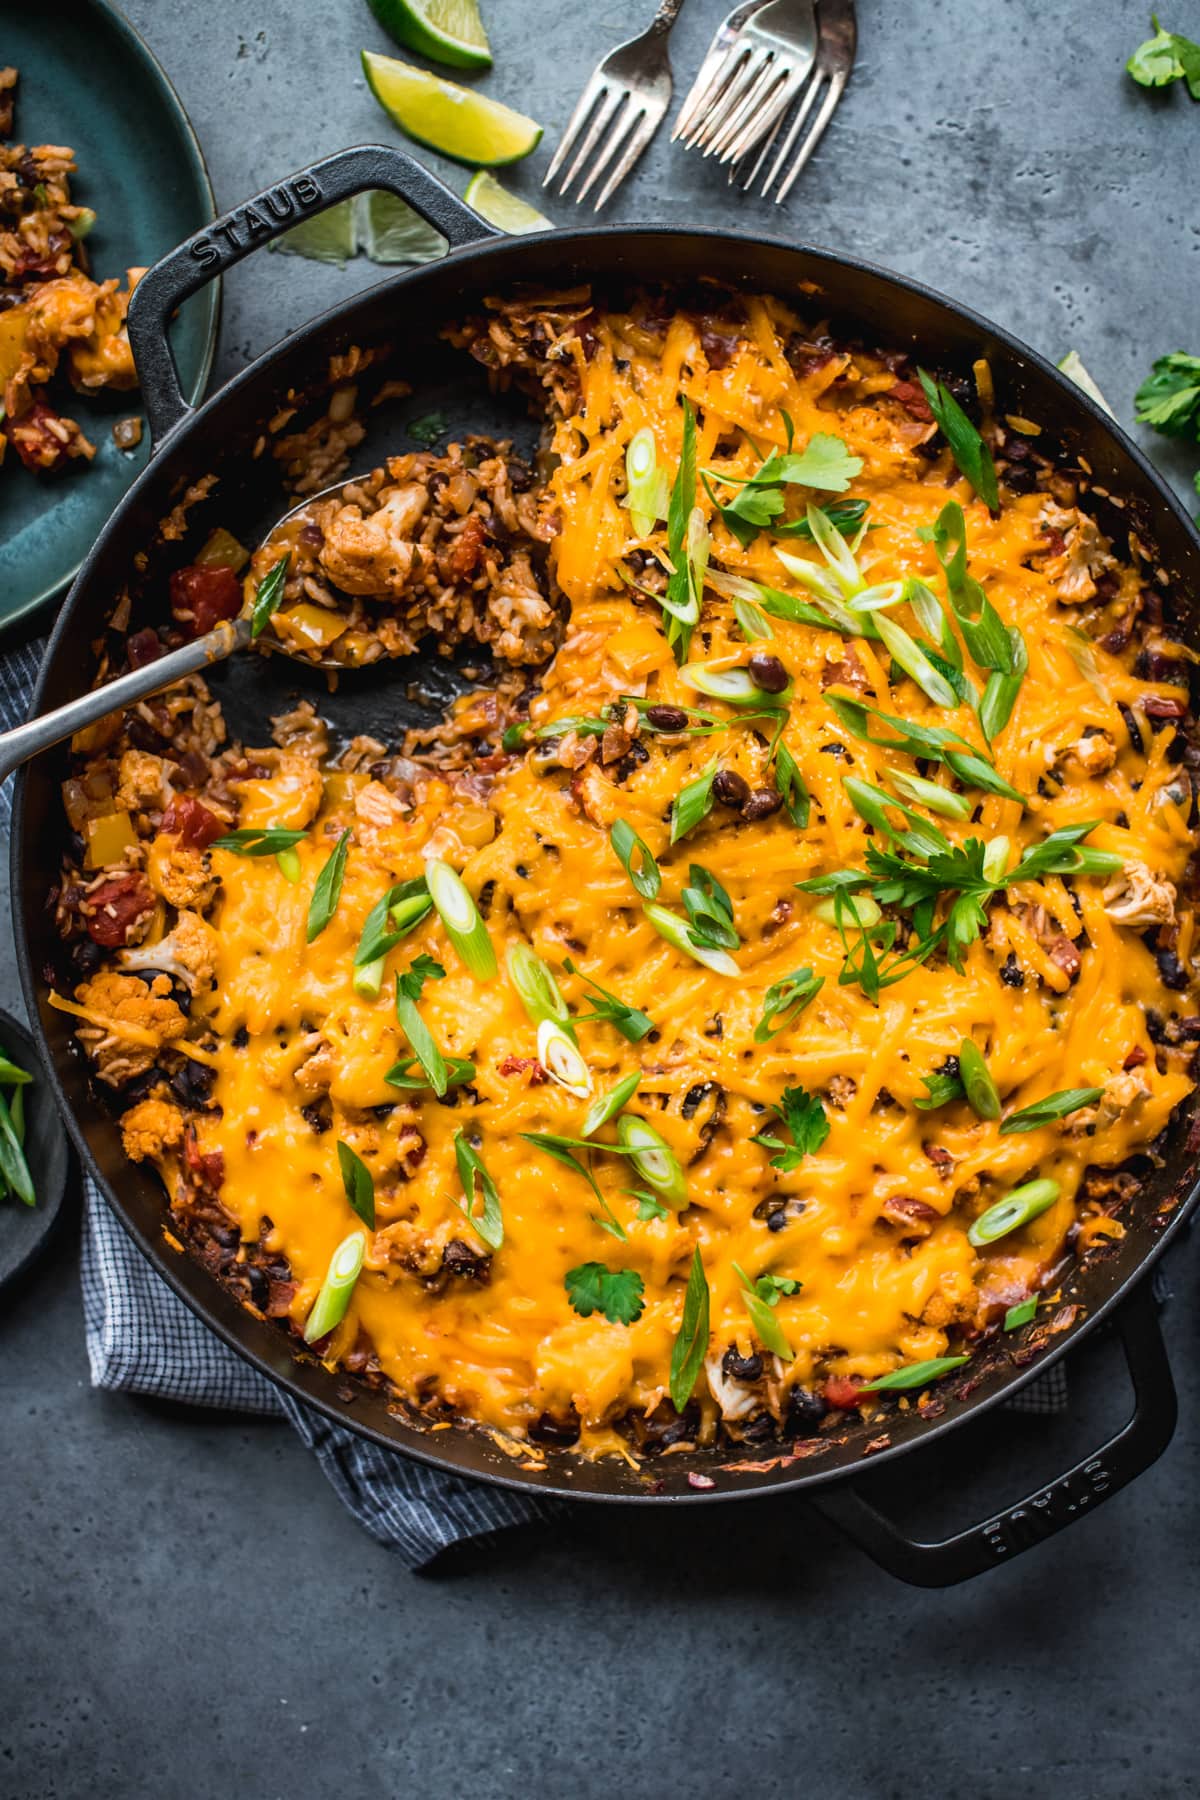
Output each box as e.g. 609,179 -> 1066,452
1,638 -> 550,1568
1,634 -> 1071,1563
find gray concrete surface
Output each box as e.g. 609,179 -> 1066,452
3,2 -> 1200,1796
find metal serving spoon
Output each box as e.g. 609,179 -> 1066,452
0,484 -> 368,787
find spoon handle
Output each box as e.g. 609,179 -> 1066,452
0,618 -> 250,788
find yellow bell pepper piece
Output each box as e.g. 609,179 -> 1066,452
84,810 -> 137,869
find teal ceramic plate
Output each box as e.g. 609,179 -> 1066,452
0,1 -> 218,631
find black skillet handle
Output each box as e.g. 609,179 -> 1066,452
808,1277 -> 1177,1587
127,143 -> 500,449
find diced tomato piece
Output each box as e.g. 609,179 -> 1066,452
83,872 -> 154,947
161,795 -> 222,850
169,564 -> 241,637
823,1376 -> 865,1411
497,1054 -> 549,1085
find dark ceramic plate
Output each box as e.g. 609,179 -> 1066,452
0,0 -> 218,630
0,1005 -> 70,1292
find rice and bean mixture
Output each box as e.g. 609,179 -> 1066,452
49,285 -> 1200,1462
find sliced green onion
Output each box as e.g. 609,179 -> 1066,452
68,206 -> 96,241
643,902 -> 738,975
979,627 -> 1029,742
336,1140 -> 375,1229
623,427 -> 669,537
507,942 -> 572,1030
904,576 -> 961,668
982,835 -> 1011,883
967,1178 -> 1060,1247
873,611 -> 960,709
425,860 -> 496,980
930,501 -> 1013,672
773,739 -> 810,829
454,1133 -> 503,1250
302,1232 -> 366,1344
669,1248 -> 710,1411
681,863 -> 739,951
307,829 -> 351,943
611,819 -> 661,899
617,1115 -> 687,1208
395,977 -> 448,1098
813,892 -> 882,930
670,756 -> 718,844
999,1088 -> 1103,1134
250,556 -> 290,639
0,1056 -> 34,1088
958,1038 -> 1000,1120
1004,1297 -> 1039,1330
385,1054 -> 475,1091
0,1089 -> 34,1205
732,595 -> 774,641
679,660 -> 792,706
354,879 -> 432,967
212,826 -> 307,857
276,847 -> 302,883
353,955 -> 386,1000
9,1085 -> 24,1146
502,714 -> 608,751
582,1072 -> 642,1138
860,1354 -> 970,1392
537,1018 -> 592,1099
563,958 -> 655,1044
886,768 -> 971,820
754,966 -> 823,1043
745,1291 -> 794,1362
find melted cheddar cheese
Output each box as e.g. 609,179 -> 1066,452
148,293 -> 1196,1449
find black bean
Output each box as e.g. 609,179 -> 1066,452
767,1209 -> 789,1234
741,787 -> 783,821
1000,954 -> 1025,989
170,1061 -> 216,1109
245,1265 -> 270,1309
712,769 -> 750,808
68,937 -> 105,978
300,1101 -> 331,1135
682,1081 -> 720,1120
748,651 -> 789,694
441,1239 -> 491,1281
785,1387 -> 829,1437
645,704 -> 689,731
232,1026 -> 250,1049
722,1348 -> 764,1382
1157,947 -> 1189,991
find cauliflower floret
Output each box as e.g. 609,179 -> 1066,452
118,909 -> 219,993
353,779 -> 408,848
74,971 -> 188,1082
1037,500 -> 1117,605
121,1097 -> 185,1162
147,838 -> 218,909
115,749 -> 167,812
1064,731 -> 1116,776
318,484 -> 429,598
1068,1070 -> 1151,1135
294,1038 -> 335,1094
1102,862 -> 1176,930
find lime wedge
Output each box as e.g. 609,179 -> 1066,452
463,171 -> 551,235
359,189 -> 447,263
368,0 -> 492,70
362,51 -> 542,166
270,198 -> 358,266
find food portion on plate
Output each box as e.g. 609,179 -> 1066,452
47,283 -> 1200,1461
0,67 -> 142,474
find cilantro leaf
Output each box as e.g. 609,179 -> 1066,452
702,417 -> 862,548
757,1085 -> 830,1171
1135,351 -> 1200,439
565,1261 -> 646,1325
1127,16 -> 1200,97
627,1187 -> 670,1223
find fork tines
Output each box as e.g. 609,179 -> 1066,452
543,73 -> 658,209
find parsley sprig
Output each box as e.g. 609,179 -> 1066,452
755,1086 -> 830,1171
701,413 -> 863,549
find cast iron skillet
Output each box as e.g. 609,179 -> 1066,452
15,145 -> 1200,1586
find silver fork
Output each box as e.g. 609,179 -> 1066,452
542,0 -> 688,211
671,0 -> 817,167
740,0 -> 857,201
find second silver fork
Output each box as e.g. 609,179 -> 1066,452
672,0 -> 817,166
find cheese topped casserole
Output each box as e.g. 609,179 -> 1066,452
53,287 -> 1199,1460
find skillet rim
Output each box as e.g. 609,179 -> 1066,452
14,219 -> 1200,1504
